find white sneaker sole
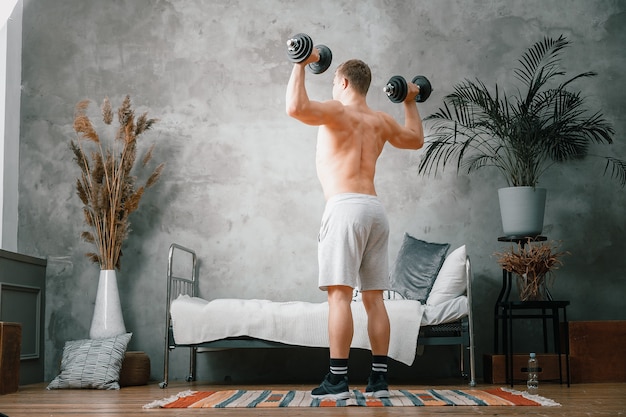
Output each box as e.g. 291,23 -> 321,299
311,391 -> 351,401
364,389 -> 390,398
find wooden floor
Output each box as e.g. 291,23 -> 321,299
0,381 -> 624,416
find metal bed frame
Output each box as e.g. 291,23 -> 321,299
160,243 -> 476,388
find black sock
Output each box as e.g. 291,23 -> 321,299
329,358 -> 348,384
371,355 -> 388,376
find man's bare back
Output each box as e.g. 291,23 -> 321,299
286,56 -> 424,200
315,104 -> 386,199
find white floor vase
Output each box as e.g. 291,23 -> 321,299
89,269 -> 126,339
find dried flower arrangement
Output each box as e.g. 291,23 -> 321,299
495,240 -> 569,301
70,95 -> 164,270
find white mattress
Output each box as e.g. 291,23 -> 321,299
170,296 -> 425,365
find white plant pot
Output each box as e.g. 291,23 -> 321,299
498,187 -> 547,237
89,269 -> 126,339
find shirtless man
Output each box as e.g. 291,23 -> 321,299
286,49 -> 424,400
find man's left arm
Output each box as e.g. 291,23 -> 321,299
386,82 -> 424,149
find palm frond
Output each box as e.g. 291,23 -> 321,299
514,35 -> 568,87
604,157 -> 626,187
419,35 -> 624,187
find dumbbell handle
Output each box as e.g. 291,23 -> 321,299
286,38 -> 299,51
383,79 -> 419,96
382,84 -> 395,95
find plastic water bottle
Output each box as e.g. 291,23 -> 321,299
527,352 -> 539,394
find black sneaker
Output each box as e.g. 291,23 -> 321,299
365,373 -> 389,398
311,373 -> 351,400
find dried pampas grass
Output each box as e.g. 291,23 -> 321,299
70,95 -> 164,270
494,239 -> 569,301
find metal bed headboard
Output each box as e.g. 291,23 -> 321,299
161,243 -> 197,388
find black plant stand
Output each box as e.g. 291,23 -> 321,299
493,236 -> 571,387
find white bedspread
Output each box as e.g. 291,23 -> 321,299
170,295 -> 424,366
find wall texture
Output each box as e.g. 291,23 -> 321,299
18,0 -> 626,383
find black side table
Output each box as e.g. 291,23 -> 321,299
499,300 -> 570,387
493,236 -> 570,387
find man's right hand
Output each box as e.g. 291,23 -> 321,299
301,47 -> 321,66
404,82 -> 421,103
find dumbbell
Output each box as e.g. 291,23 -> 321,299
286,33 -> 333,74
383,75 -> 432,103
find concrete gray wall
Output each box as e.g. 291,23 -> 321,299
17,0 -> 626,383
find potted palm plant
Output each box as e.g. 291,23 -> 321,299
418,35 -> 625,237
70,95 -> 164,338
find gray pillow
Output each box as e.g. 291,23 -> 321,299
47,333 -> 132,390
389,233 -> 450,303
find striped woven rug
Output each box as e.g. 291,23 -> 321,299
143,388 -> 560,408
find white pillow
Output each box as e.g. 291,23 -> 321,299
426,245 -> 467,306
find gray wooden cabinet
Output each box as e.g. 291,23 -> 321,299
0,250 -> 46,384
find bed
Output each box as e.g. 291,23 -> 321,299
160,238 -> 476,388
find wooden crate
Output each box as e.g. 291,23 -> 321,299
568,321 -> 626,383
0,322 -> 22,395
483,353 -> 567,384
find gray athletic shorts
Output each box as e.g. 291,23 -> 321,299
318,193 -> 390,291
